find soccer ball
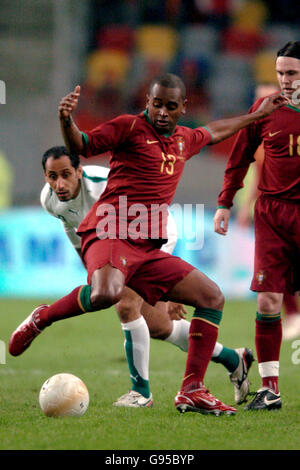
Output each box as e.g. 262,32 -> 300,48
39,373 -> 89,417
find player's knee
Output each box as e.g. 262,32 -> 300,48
90,286 -> 123,310
90,266 -> 125,310
149,323 -> 172,340
257,293 -> 282,314
200,285 -> 225,311
115,299 -> 140,323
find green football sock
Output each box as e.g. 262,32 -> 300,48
124,328 -> 150,399
211,346 -> 239,373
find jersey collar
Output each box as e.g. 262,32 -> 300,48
285,103 -> 300,113
279,91 -> 300,113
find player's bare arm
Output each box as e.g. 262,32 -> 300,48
214,208 -> 231,236
58,85 -> 84,154
205,93 -> 288,144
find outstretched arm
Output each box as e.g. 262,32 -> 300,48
58,85 -> 84,154
206,94 -> 287,144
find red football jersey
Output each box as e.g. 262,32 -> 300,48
218,99 -> 300,208
78,111 -> 211,239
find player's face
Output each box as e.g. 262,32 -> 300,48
146,84 -> 187,135
44,156 -> 82,201
276,56 -> 300,104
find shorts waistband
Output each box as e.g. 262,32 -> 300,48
260,193 -> 300,205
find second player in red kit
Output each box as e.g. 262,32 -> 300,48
214,41 -> 300,411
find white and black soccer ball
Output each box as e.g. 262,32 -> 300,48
39,373 -> 89,417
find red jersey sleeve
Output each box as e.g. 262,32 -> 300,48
81,114 -> 137,158
186,127 -> 212,159
217,101 -> 263,208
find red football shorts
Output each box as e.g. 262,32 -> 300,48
81,232 -> 195,305
250,195 -> 300,294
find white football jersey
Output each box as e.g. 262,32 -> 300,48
41,165 -> 177,253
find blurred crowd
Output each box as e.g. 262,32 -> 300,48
74,0 -> 300,144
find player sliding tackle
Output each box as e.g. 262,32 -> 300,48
9,73 -> 287,416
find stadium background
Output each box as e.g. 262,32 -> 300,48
0,0 -> 299,298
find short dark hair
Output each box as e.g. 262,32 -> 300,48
149,73 -> 186,101
277,41 -> 300,60
42,146 -> 80,171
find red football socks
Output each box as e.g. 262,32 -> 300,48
255,314 -> 282,394
181,308 -> 222,391
35,285 -> 92,329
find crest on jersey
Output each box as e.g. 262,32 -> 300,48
176,136 -> 185,158
120,256 -> 127,267
256,270 -> 266,285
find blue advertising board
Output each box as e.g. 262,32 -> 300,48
0,207 -> 255,299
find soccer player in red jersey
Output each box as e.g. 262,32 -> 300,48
9,73 -> 286,416
214,41 -> 300,411
234,83 -> 300,342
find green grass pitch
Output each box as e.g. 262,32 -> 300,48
1,298 -> 300,450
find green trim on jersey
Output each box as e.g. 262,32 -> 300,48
202,125 -> 213,141
81,132 -> 89,145
285,104 -> 300,113
82,170 -> 107,183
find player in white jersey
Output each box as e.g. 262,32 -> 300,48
41,164 -> 109,256
40,146 -> 254,407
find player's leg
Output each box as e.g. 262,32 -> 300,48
164,268 -> 237,415
9,238 -> 126,356
89,264 -> 125,308
244,197 -> 291,411
244,291 -> 283,411
166,268 -> 225,383
129,252 -> 238,415
114,288 -> 153,407
282,292 -> 300,340
141,299 -> 253,402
